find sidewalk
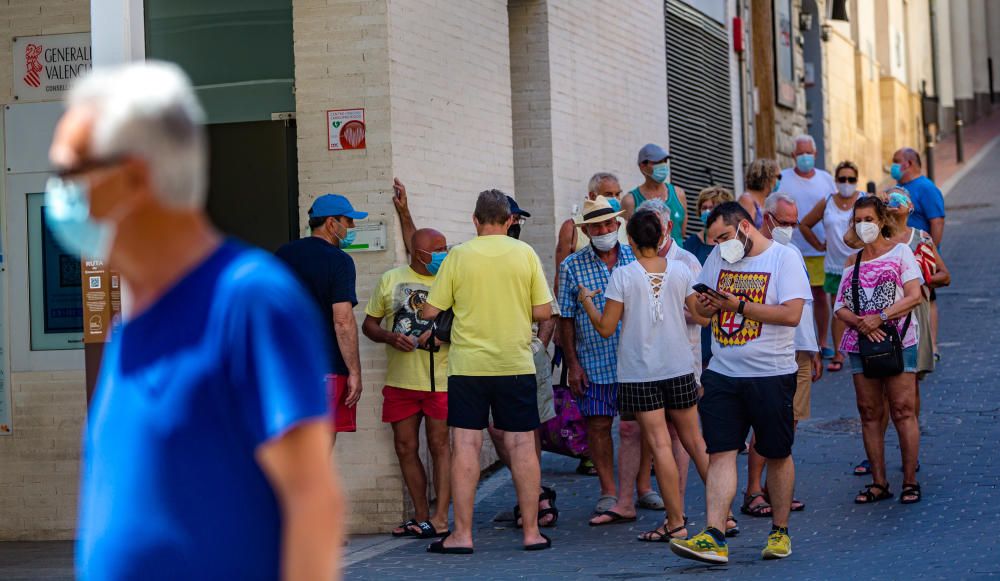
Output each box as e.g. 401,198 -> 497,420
933,105 -> 1000,190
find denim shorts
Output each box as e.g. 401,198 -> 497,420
847,345 -> 918,375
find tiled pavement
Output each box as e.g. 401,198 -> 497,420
2,145 -> 999,580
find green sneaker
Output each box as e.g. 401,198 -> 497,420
669,530 -> 729,564
761,529 -> 792,560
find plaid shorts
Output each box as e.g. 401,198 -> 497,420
618,373 -> 698,413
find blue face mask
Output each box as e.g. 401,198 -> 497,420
44,177 -> 114,260
890,163 -> 903,181
700,210 -> 712,224
423,251 -> 447,275
651,163 -> 670,184
772,178 -> 782,193
606,197 -> 622,212
795,154 -> 815,173
338,229 -> 356,249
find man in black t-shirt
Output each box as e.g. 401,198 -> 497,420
277,194 -> 367,444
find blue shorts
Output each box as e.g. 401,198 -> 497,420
847,345 -> 918,376
576,382 -> 619,417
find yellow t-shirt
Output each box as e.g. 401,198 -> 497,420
364,265 -> 449,391
427,235 -> 553,376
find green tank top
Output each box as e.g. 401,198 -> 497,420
629,184 -> 686,243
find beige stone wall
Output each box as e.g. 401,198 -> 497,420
0,0 -> 90,541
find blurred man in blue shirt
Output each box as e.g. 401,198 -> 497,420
48,62 -> 345,580
892,147 -> 945,246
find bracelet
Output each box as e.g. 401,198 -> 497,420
737,299 -> 746,315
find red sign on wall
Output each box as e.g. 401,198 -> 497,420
327,108 -> 366,150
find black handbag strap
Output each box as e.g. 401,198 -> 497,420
428,333 -> 437,392
851,249 -> 913,338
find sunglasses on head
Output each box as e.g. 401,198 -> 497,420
836,176 -> 858,184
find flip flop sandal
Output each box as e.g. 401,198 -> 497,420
410,521 -> 449,539
725,515 -> 740,537
854,459 -> 872,476
791,499 -> 805,512
855,482 -> 893,504
900,483 -> 922,505
593,495 -> 618,515
427,537 -> 473,555
589,510 -> 637,526
636,491 -> 664,510
821,347 -> 836,359
391,518 -> 419,537
827,359 -> 844,372
637,518 -> 688,543
524,533 -> 552,551
740,493 -> 772,517
576,458 -> 598,476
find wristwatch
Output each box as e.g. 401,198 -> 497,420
879,310 -> 889,322
737,299 -> 746,315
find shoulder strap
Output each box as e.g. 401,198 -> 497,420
850,251 -> 864,316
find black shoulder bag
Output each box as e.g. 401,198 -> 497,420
850,251 -> 911,379
423,309 -> 454,392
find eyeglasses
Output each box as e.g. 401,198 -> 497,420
836,176 -> 858,184
55,156 -> 125,179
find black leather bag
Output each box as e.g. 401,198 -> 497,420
850,251 -> 911,379
432,309 -> 454,343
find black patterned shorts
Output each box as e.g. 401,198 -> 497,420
618,373 -> 699,413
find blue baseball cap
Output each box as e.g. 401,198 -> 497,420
506,195 -> 531,218
637,143 -> 671,164
308,194 -> 368,220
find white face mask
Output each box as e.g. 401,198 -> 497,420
836,182 -> 855,198
772,225 -> 793,246
719,224 -> 750,264
590,231 -> 618,252
855,221 -> 881,244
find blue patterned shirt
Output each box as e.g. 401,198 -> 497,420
558,243 -> 635,384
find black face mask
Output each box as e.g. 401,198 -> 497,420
507,224 -> 521,239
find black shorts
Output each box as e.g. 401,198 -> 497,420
618,374 -> 698,413
447,374 -> 540,432
929,288 -> 937,301
699,369 -> 796,459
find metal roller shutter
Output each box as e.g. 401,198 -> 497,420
665,0 -> 736,235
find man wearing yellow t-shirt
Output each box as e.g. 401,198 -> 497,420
421,190 -> 554,554
363,228 -> 451,540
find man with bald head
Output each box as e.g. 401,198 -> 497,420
363,227 -> 452,539
892,147 -> 944,247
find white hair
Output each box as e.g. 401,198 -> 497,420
68,61 -> 208,208
763,192 -> 797,215
588,172 -> 619,194
793,134 -> 816,151
637,198 -> 672,227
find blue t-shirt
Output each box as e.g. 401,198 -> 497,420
276,237 -> 358,375
899,175 -> 945,234
77,241 -> 331,580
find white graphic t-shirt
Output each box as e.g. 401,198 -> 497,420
778,168 -> 837,257
785,243 -> 819,353
605,259 -> 696,383
697,241 -> 812,377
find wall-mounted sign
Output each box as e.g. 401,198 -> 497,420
773,0 -> 796,109
327,108 -> 366,150
81,259 -> 121,345
342,221 -> 386,252
13,33 -> 92,103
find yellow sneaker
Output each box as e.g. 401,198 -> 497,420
761,529 -> 792,560
669,530 -> 729,564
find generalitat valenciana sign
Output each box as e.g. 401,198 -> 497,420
13,33 -> 92,103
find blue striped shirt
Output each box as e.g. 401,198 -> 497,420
558,243 -> 635,384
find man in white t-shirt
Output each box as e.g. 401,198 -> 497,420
670,202 -> 810,566
739,193 -> 824,519
778,135 -> 837,359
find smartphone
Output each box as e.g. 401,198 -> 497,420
693,283 -> 727,300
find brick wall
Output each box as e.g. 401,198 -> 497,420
0,0 -> 90,541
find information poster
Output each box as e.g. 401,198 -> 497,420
327,108 -> 366,150
81,259 -> 121,344
41,206 -> 83,333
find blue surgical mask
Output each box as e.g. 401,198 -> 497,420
890,163 -> 903,181
607,197 -> 622,212
338,229 -> 356,249
423,251 -> 447,275
772,178 -> 782,193
651,163 -> 670,184
795,154 -> 815,173
700,210 -> 711,224
44,176 -> 114,260
887,192 -> 911,210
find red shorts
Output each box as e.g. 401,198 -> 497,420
381,386 -> 448,424
327,374 -> 357,433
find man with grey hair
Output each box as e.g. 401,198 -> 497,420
739,193 -> 821,518
52,62 -> 344,578
555,172 -> 624,278
777,136 -> 837,361
421,190 -> 555,553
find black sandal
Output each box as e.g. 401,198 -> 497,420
900,483 -> 922,504
410,521 -> 449,539
740,493 -> 772,517
391,518 -> 419,537
637,517 -> 688,542
515,486 -> 559,528
855,482 -> 893,504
